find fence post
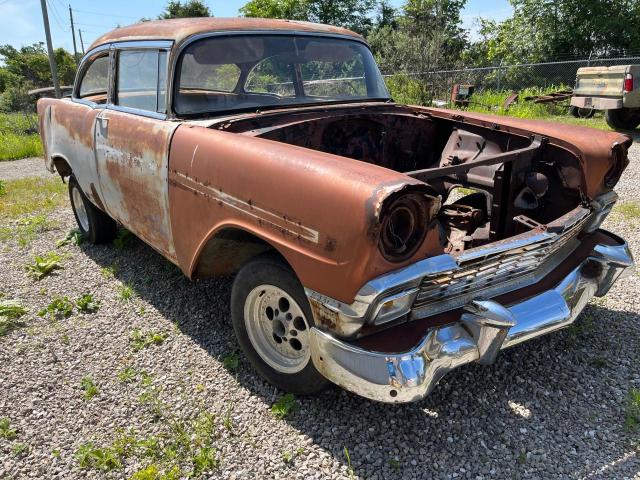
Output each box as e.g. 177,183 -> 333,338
496,60 -> 504,92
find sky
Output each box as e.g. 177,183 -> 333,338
0,0 -> 512,54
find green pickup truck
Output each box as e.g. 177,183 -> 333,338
571,65 -> 640,130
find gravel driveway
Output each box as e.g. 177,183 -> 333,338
0,158 -> 48,180
1,142 -> 639,479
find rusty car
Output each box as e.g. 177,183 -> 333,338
37,18 -> 634,403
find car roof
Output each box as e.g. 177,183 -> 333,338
89,17 -> 363,51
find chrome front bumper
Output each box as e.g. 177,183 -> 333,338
309,231 -> 634,403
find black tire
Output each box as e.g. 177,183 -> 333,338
605,108 -> 640,130
68,176 -> 117,244
231,254 -> 329,395
569,105 -> 595,119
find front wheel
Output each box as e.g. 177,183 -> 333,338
231,255 -> 329,395
605,108 -> 640,130
68,176 -> 117,244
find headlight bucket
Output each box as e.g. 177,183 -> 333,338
379,192 -> 430,262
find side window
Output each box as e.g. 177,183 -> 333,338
79,55 -> 109,103
116,49 -> 167,113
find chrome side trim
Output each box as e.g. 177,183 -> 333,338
309,230 -> 634,403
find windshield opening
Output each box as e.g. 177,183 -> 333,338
174,34 -> 389,116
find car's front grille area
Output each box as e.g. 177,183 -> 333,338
412,214 -> 588,315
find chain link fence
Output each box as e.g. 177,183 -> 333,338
384,54 -> 640,102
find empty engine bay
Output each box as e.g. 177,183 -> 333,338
215,106 -> 586,255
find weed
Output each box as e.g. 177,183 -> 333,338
222,403 -> 233,432
130,464 -> 180,480
0,214 -> 58,247
271,393 -> 298,419
0,179 -> 5,196
624,388 -> 640,432
118,366 -> 137,384
139,386 -> 164,420
12,442 -> 29,457
588,356 -> 609,368
81,376 -> 99,400
344,446 -> 355,479
61,333 -> 70,345
518,450 -> 527,465
100,263 -> 119,278
38,296 -> 74,320
56,228 -> 84,248
614,201 -> 640,221
388,458 -> 401,469
0,132 -> 42,161
222,352 -> 239,372
140,370 -> 153,386
25,251 -> 63,280
130,329 -> 167,352
195,383 -> 205,393
76,442 -> 122,471
113,229 -> 133,249
0,417 -> 17,439
0,300 -> 28,336
282,447 -> 304,465
118,283 -> 136,302
76,293 -> 99,314
52,449 -> 60,457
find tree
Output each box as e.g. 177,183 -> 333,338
240,0 -> 376,35
472,0 -> 640,65
159,0 -> 211,19
368,0 -> 467,103
0,43 -> 76,88
239,0 -> 310,20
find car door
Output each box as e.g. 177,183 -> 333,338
95,44 -> 179,260
44,49 -> 111,207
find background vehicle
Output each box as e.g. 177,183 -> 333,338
571,65 -> 640,129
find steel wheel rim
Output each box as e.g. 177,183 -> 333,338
244,284 -> 311,374
72,186 -> 89,232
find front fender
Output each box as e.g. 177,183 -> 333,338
168,124 -> 441,304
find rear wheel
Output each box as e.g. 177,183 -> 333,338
231,254 -> 329,394
569,105 -> 595,118
605,108 -> 640,130
68,176 -> 117,244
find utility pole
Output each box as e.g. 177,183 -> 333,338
39,0 -> 61,98
68,4 -> 79,64
79,29 -> 85,54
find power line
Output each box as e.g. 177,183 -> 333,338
46,0 -> 69,31
71,7 -> 138,20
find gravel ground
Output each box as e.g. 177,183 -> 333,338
1,142 -> 639,479
0,158 -> 48,181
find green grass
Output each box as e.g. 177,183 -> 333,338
0,177 -> 66,219
0,213 -> 59,247
0,113 -> 42,161
462,87 -> 611,130
614,201 -> 640,221
624,388 -> 640,432
271,393 -> 299,419
117,283 -> 136,302
384,77 -> 613,130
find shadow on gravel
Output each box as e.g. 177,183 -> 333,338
80,232 -> 640,478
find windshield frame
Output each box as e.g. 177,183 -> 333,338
170,31 -> 390,118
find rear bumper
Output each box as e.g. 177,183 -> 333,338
571,96 -> 623,110
309,230 -> 634,403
